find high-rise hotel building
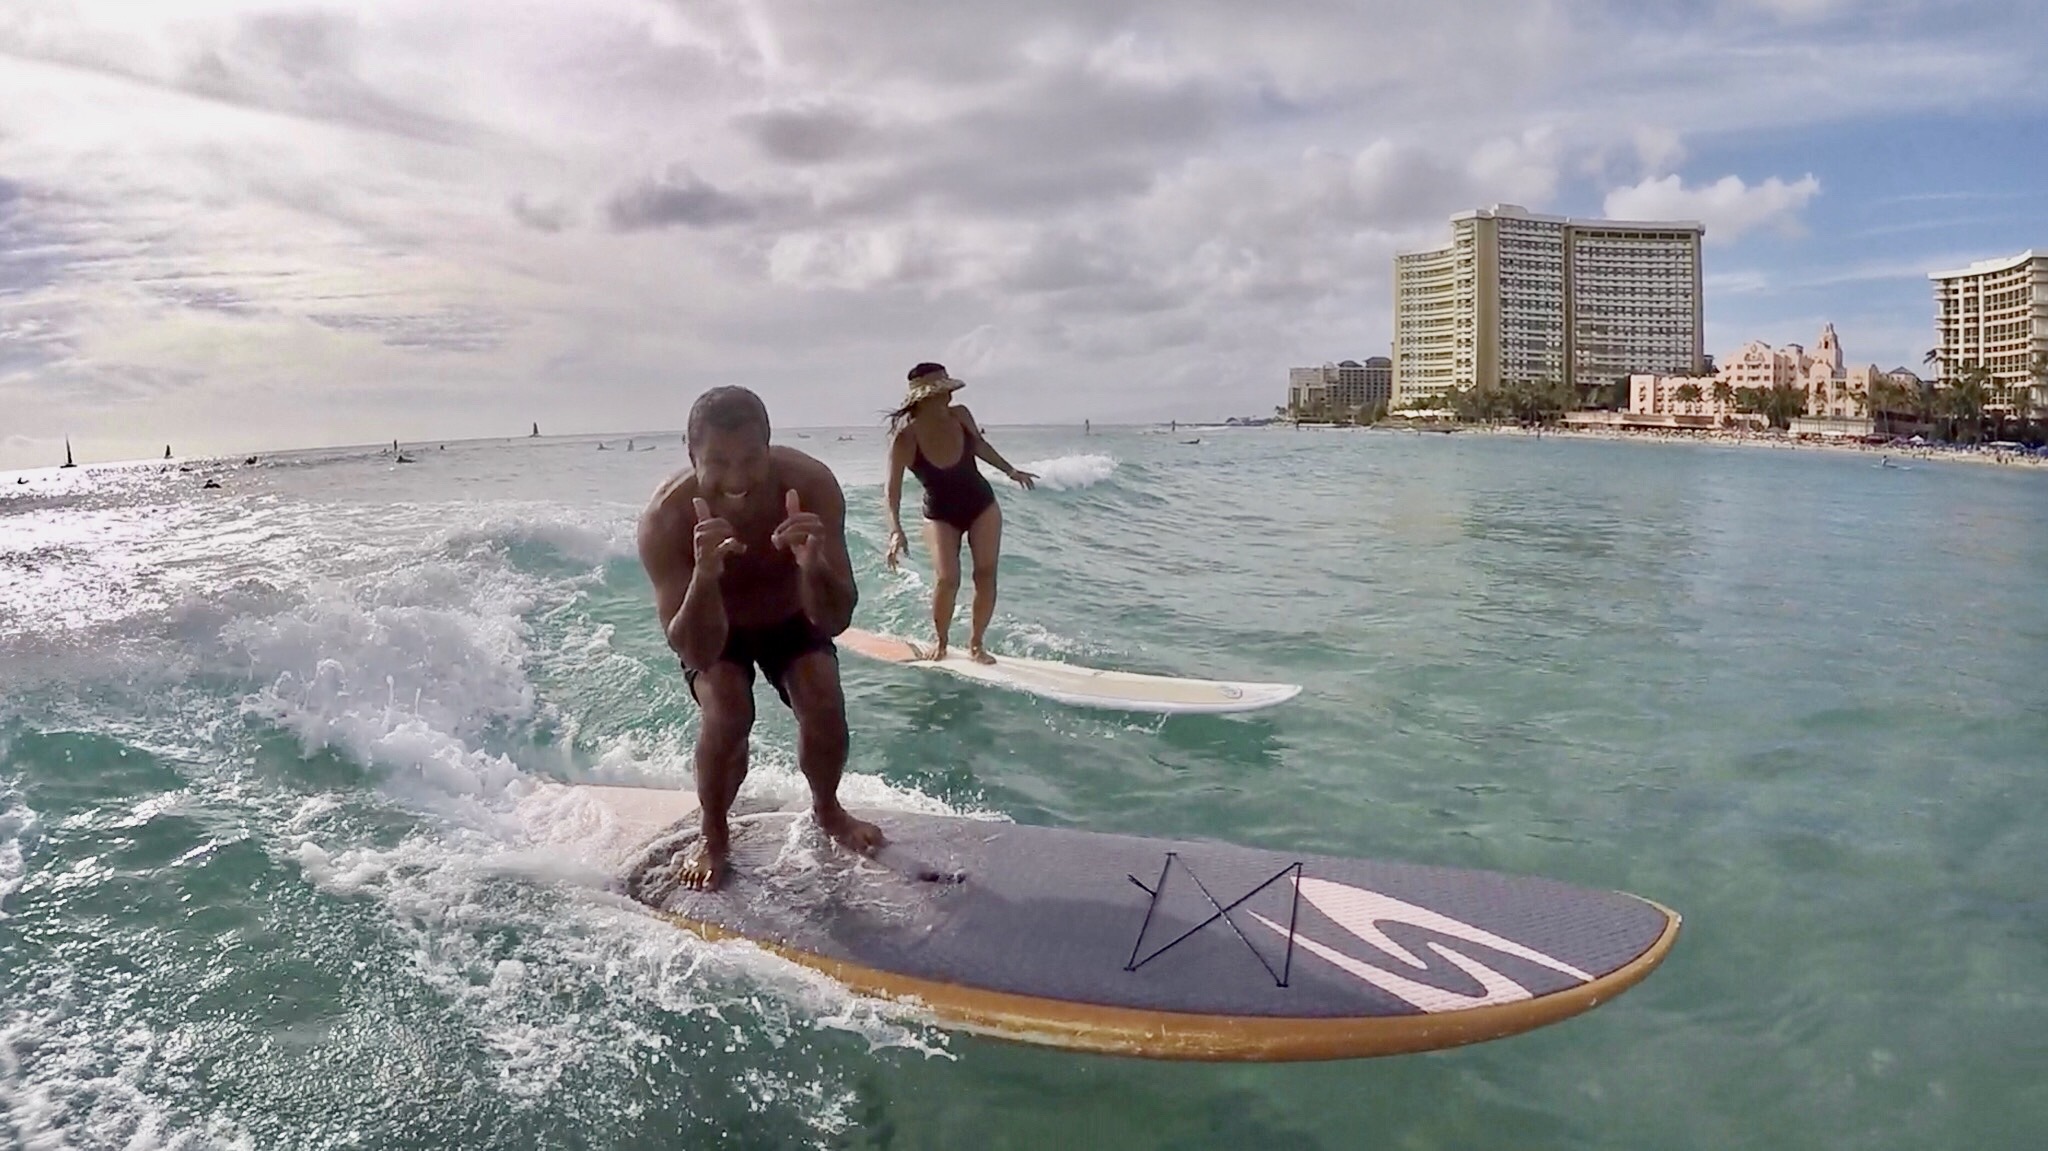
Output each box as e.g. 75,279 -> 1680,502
1928,251 -> 2048,413
1392,205 -> 1706,407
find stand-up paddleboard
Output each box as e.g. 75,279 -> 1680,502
528,783 -> 1680,1062
838,627 -> 1302,715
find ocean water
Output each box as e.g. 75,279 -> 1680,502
2,426 -> 2044,1150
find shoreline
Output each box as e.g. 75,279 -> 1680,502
1377,422 -> 2048,471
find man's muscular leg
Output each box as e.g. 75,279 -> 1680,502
779,652 -> 885,856
684,664 -> 754,891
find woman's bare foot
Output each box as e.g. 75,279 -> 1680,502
913,639 -> 949,662
814,804 -> 886,857
967,642 -> 996,665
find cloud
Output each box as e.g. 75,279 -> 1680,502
733,102 -> 871,165
0,0 -> 2043,463
0,6 -> 481,145
1603,173 -> 1823,242
307,307 -> 513,353
604,169 -> 761,230
1632,126 -> 1686,176
507,193 -> 572,233
1727,0 -> 1853,21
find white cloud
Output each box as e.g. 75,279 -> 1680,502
1632,126 -> 1686,177
0,0 -> 2042,463
1603,174 -> 1823,243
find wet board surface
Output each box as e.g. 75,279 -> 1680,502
837,627 -> 1303,715
550,784 -> 1680,1062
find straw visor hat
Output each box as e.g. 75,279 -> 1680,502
902,363 -> 966,407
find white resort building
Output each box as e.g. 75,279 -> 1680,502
1393,204 -> 1705,408
1929,251 -> 2048,415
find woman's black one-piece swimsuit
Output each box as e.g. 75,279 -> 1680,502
909,416 -> 998,532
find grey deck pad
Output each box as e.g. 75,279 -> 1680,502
625,810 -> 1670,1020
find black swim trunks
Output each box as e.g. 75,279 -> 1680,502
908,416 -> 998,533
681,612 -> 836,707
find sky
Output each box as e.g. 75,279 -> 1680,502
3,0 -> 2046,466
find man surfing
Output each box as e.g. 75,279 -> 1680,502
636,385 -> 884,891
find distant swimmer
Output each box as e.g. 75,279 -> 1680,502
881,362 -> 1037,664
636,385 -> 881,891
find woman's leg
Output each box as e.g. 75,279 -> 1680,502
964,501 -> 1003,663
922,517 -> 964,659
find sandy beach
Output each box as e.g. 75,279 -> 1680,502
1446,422 -> 2048,471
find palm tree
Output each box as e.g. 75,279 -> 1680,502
1674,383 -> 1704,406
1732,384 -> 1806,431
1942,364 -> 1992,444
2020,351 -> 2048,443
1923,347 -> 1944,383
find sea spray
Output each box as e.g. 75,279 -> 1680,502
1016,454 -> 1117,491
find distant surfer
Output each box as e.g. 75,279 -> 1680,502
881,363 -> 1037,664
637,386 -> 883,891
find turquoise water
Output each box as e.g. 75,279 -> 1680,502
3,427 -> 2044,1149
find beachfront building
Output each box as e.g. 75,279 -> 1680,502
1929,251 -> 2048,415
1627,323 -> 1886,431
1287,357 -> 1393,417
1343,357 -> 1393,412
1288,366 -> 1329,414
1392,204 -> 1705,408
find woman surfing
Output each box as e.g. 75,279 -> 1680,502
882,363 -> 1036,664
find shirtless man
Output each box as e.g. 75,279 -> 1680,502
636,385 -> 885,891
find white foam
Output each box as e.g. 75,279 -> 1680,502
0,791 -> 37,917
222,542 -> 967,1111
437,513 -> 634,567
1018,453 -> 1118,491
1004,621 -> 1092,659
0,1002 -> 257,1151
224,564 -> 541,802
10,470 -> 984,1140
285,817 -> 954,1110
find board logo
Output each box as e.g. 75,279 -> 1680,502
1248,877 -> 1592,1013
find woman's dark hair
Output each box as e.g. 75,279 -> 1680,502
885,396 -> 919,436
885,363 -> 949,434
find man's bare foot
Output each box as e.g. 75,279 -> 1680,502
913,639 -> 949,662
678,840 -> 730,891
814,805 -> 886,857
967,643 -> 996,665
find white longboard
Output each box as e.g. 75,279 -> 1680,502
838,627 -> 1301,715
